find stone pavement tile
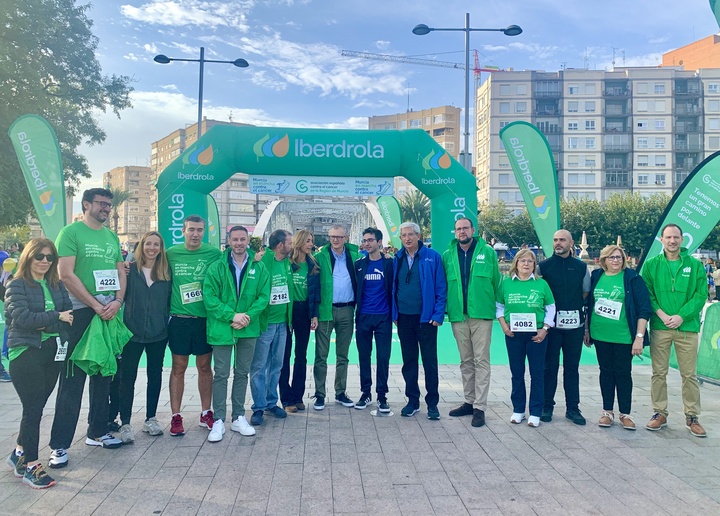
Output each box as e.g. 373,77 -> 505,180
492,459 -> 536,482
546,457 -> 593,482
361,471 -> 391,498
124,466 -> 188,514
409,450 -> 443,472
393,484 -> 433,515
161,474 -> 212,515
357,452 -> 388,475
568,479 -> 630,514
387,461 -> 419,485
331,443 -> 358,463
418,470 -> 457,496
300,498 -> 335,515
452,481 -> 500,510
538,493 -> 601,515
93,477 -> 150,514
233,498 -> 270,515
495,500 -> 543,515
428,495 -> 470,515
301,468 -> 333,502
278,442 -> 306,464
534,469 -> 579,495
267,463 -> 303,515
364,496 -> 403,516
160,444 -> 200,468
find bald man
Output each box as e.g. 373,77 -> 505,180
538,230 -> 590,425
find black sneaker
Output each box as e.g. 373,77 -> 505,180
313,395 -> 325,411
471,409 -> 486,428
566,409 -> 586,426
400,403 -> 420,417
540,408 -> 553,422
448,403 -> 474,417
355,393 -> 372,410
427,406 -> 441,421
107,420 -> 121,433
378,400 -> 391,413
7,450 -> 26,478
335,393 -> 355,407
250,410 -> 264,426
23,464 -> 56,489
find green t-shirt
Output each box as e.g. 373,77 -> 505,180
291,261 -> 308,302
55,221 -> 123,307
590,271 -> 631,344
167,243 -> 222,317
10,279 -> 58,361
497,276 -> 555,331
268,258 -> 291,324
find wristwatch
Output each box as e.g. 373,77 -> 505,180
636,333 -> 644,338
543,324 -> 550,331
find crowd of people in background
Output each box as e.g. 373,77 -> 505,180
0,188 -> 710,490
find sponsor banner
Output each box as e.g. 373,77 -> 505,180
376,196 -> 403,249
207,195 -> 221,248
249,175 -> 394,197
7,114 -> 67,241
638,151 -> 720,267
500,121 -> 561,253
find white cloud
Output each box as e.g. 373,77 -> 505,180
120,1 -> 254,31
508,42 -> 559,60
481,44 -> 509,52
144,43 -> 159,54
375,40 -> 391,50
123,53 -> 140,61
160,84 -> 180,91
250,70 -> 288,91
649,37 -> 669,44
352,99 -> 398,110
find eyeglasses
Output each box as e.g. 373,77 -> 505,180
328,235 -> 345,240
93,201 -> 113,209
607,256 -> 624,261
518,259 -> 535,264
455,226 -> 473,232
361,238 -> 376,244
33,253 -> 56,262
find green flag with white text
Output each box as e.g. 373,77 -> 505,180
376,196 -> 403,249
500,121 -> 560,253
7,115 -> 67,241
207,195 -> 221,248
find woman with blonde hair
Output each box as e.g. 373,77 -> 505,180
496,249 -> 555,427
118,231 -> 172,442
279,229 -> 321,412
5,238 -> 73,488
584,245 -> 651,430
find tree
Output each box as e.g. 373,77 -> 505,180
0,0 -> 133,225
399,190 -> 431,236
105,187 -> 131,234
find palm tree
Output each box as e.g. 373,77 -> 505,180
105,186 -> 132,234
399,190 -> 431,236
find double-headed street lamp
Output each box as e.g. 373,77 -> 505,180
154,47 -> 249,138
413,14 -> 522,170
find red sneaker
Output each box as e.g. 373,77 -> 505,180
199,410 -> 214,429
170,414 -> 185,436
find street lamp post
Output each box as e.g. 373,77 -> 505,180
413,14 -> 522,171
154,47 -> 249,138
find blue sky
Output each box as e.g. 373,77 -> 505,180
78,0 -> 719,194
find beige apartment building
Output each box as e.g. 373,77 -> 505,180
368,105 -> 461,196
102,165 -> 154,245
476,67 -> 720,213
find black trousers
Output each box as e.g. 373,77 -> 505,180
355,313 -> 391,398
397,313 -> 439,407
9,338 -> 62,462
119,339 -> 168,424
594,339 -> 633,414
279,301 -> 311,406
544,327 -> 584,412
50,307 -> 115,448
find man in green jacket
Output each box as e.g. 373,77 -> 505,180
642,223 -> 708,437
443,217 -> 500,428
203,226 -> 270,442
313,224 -> 360,410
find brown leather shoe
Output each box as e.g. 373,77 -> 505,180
284,404 -> 298,413
645,413 -> 667,431
598,411 -> 614,428
619,414 -> 636,431
686,416 -> 707,437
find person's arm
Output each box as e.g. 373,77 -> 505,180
99,261 -> 127,320
430,254 -> 447,326
676,262 -> 711,324
5,281 -> 56,330
245,267 -> 271,322
58,256 -> 104,314
203,265 -> 240,323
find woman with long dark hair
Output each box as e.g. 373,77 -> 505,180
118,231 -> 172,442
5,238 -> 73,488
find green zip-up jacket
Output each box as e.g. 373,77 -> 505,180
203,248 -> 270,344
641,247 -> 707,332
443,237 -> 501,321
315,243 -> 360,321
260,248 -> 293,326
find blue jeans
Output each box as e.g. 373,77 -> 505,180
506,332 -> 548,417
250,323 -> 287,411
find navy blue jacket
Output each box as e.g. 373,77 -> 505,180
292,255 -> 321,319
354,254 -> 393,315
587,267 -> 652,345
392,241 -> 447,323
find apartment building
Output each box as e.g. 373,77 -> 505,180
476,67 -> 720,213
102,165 -> 154,245
368,105 -> 461,197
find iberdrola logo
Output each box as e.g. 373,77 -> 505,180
533,195 -> 550,220
420,149 -> 451,173
253,134 -> 290,161
39,190 -> 56,216
182,145 -> 214,166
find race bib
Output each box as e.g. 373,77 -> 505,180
93,269 -> 119,292
270,285 -> 290,305
510,313 -> 537,332
54,338 -> 68,362
556,310 -> 581,329
595,298 -> 622,321
180,282 -> 203,304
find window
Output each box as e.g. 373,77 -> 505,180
517,84 -> 527,95
585,101 -> 596,112
655,155 -> 667,167
568,122 -> 578,131
515,101 -> 527,113
585,83 -> 596,95
212,192 -> 222,200
568,191 -> 596,200
515,192 -> 524,202
654,83 -> 665,94
568,84 -> 579,94
584,156 -> 596,167
499,121 -> 510,129
567,155 -> 579,167
637,138 -> 649,149
409,119 -> 421,128
499,102 -> 510,114
433,114 -> 444,123
568,173 -> 595,185
655,137 -> 666,149
498,174 -> 510,185
424,117 -> 431,126
709,100 -> 720,112
585,120 -> 595,130
585,137 -> 596,149
636,82 -> 648,94
654,100 -> 666,112
637,120 -> 648,129
567,101 -> 579,112
498,192 -> 510,202
655,174 -> 666,185
568,137 -> 579,149
638,174 -> 649,185
637,155 -> 649,167
710,136 -> 720,149
710,118 -> 720,130
655,119 -> 665,130
709,83 -> 719,93
638,100 -> 648,112
500,84 -> 511,95
399,120 -> 407,129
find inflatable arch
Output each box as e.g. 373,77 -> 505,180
156,126 -> 478,252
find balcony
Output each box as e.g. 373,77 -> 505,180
605,163 -> 629,170
604,108 -> 630,116
674,142 -> 703,151
675,124 -> 701,134
603,144 -> 632,152
674,105 -> 702,116
534,90 -> 562,98
604,179 -> 632,188
603,126 -> 629,133
534,108 -> 561,116
675,88 -> 702,97
603,89 -> 631,97
675,170 -> 691,186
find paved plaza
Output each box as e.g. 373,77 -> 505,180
2,362 -> 720,515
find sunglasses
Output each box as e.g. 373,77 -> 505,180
34,253 -> 56,262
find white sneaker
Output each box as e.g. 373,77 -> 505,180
142,417 -> 164,436
85,433 -> 122,448
510,413 -> 526,424
527,416 -> 541,428
231,416 -> 256,436
119,424 -> 135,443
48,448 -> 68,469
207,420 -> 225,442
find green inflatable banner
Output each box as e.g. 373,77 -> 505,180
156,126 -> 477,252
711,0 -> 720,29
7,114 -> 67,241
376,196 -> 403,249
698,303 -> 720,380
638,151 -> 720,268
499,121 -> 561,253
206,195 -> 221,248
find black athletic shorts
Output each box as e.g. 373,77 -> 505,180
168,316 -> 212,356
